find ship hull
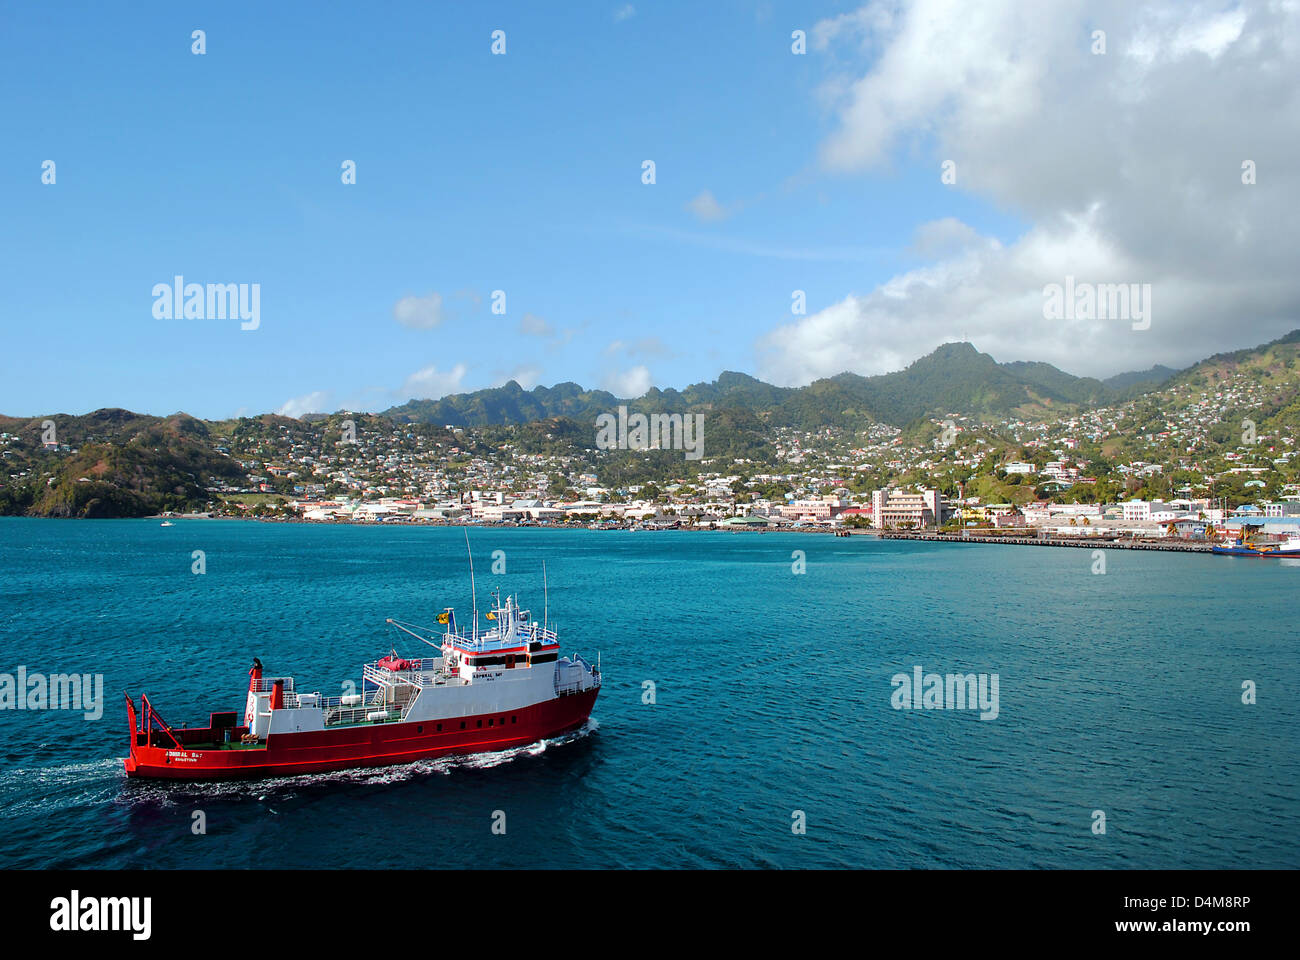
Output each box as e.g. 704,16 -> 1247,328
124,688 -> 598,781
1211,546 -> 1300,556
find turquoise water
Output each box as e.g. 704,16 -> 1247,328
0,518 -> 1295,868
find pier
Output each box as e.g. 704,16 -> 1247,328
878,532 -> 1214,552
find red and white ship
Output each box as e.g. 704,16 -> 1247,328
123,593 -> 601,780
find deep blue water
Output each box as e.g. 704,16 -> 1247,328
0,518 -> 1295,869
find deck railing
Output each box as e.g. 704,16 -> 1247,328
362,660 -> 464,690
250,677 -> 295,694
322,704 -> 400,727
444,624 -> 559,652
554,661 -> 601,696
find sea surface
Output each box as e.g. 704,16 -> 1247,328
0,518 -> 1295,869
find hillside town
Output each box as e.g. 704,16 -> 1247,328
3,342 -> 1298,542
131,367 -> 1300,543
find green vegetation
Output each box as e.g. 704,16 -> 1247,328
383,342 -> 1179,431
4,331 -> 1300,519
0,411 -> 243,518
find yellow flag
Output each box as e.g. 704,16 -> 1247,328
486,611 -> 497,621
437,612 -> 449,624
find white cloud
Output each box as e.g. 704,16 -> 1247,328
761,0 -> 1300,383
492,364 -> 543,390
614,4 -> 636,22
394,293 -> 445,329
685,189 -> 728,222
519,312 -> 554,337
908,217 -> 980,259
276,391 -> 331,419
605,336 -> 672,359
400,363 -> 468,400
601,365 -> 653,397
1128,6 -> 1248,67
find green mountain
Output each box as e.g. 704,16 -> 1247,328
386,381 -> 614,427
15,333 -> 1300,520
1102,365 -> 1179,393
384,342 -> 1181,429
1167,328 -> 1300,389
0,409 -> 245,518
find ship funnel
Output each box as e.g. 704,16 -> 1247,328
270,678 -> 284,711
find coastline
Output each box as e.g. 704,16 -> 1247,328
130,514 -> 1217,550
878,531 -> 1214,552
150,514 -> 870,535
4,514 -> 1228,551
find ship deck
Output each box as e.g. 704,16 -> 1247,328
159,739 -> 267,751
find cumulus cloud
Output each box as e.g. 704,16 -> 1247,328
276,391 -> 331,419
601,365 -> 653,397
519,313 -> 554,337
492,364 -> 544,390
761,0 -> 1300,384
685,189 -> 729,222
394,293 -> 445,329
908,217 -> 981,260
519,311 -> 580,351
400,363 -> 468,400
604,336 -> 672,359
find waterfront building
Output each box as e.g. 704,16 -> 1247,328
1122,499 -> 1152,521
717,514 -> 772,528
993,509 -> 1026,528
871,488 -> 948,528
1049,503 -> 1101,518
778,497 -> 846,521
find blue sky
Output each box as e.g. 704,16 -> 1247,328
3,1 -> 1294,419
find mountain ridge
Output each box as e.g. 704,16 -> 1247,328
383,340 -> 1187,429
4,329 -> 1300,519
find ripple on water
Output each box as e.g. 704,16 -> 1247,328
0,521 -> 1296,868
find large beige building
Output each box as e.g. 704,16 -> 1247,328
871,488 -> 948,528
778,497 -> 846,521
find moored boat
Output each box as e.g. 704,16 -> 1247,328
1212,535 -> 1300,557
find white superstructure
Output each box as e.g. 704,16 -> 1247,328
243,593 -> 600,737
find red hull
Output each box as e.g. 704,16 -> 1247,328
124,689 -> 598,781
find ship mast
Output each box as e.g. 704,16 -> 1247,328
465,528 -> 478,641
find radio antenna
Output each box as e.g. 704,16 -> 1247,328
465,528 -> 478,640
542,560 -> 549,635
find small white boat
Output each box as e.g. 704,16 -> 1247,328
160,521 -> 174,527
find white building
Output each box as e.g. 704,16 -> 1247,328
1122,500 -> 1151,522
871,488 -> 948,528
